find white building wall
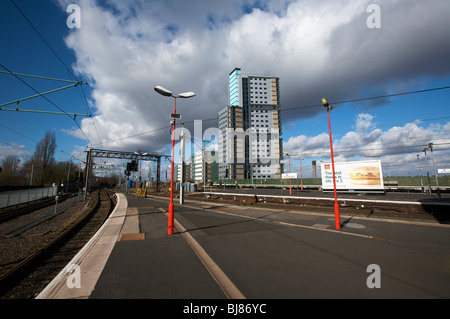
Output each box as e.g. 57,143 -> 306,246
194,151 -> 203,181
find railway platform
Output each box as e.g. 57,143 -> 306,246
36,190 -> 450,300
36,192 -> 227,299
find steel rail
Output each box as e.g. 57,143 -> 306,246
0,191 -> 113,297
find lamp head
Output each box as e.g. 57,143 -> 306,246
321,97 -> 333,110
178,92 -> 196,98
154,86 -> 173,97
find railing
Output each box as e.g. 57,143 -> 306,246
0,186 -> 58,209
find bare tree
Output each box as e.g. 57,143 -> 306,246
0,155 -> 18,186
31,131 -> 57,186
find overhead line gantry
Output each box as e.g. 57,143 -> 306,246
84,148 -> 170,197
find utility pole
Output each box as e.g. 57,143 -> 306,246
203,148 -> 207,192
180,123 -> 185,204
417,155 -> 424,193
156,157 -> 161,192
67,160 -> 72,184
422,148 -> 432,196
84,149 -> 91,199
428,143 -> 441,200
10,159 -> 15,187
30,164 -> 34,186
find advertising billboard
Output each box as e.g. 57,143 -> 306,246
282,173 -> 298,179
321,160 -> 384,191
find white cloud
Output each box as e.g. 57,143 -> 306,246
355,113 -> 375,132
284,112 -> 450,176
55,0 -> 450,160
0,142 -> 30,164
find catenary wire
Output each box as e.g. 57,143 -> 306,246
9,0 -> 104,147
0,63 -> 93,146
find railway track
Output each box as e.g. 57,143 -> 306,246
0,194 -> 72,223
0,190 -> 116,299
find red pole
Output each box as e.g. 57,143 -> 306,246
327,108 -> 341,230
288,155 -> 292,195
168,97 -> 177,235
300,157 -> 303,191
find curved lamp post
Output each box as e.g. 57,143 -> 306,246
321,98 -> 341,230
154,86 -> 195,234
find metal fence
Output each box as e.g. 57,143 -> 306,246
0,186 -> 58,209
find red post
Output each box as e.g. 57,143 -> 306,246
168,97 -> 177,234
327,108 -> 341,230
288,155 -> 292,195
300,157 -> 303,191
155,86 -> 195,235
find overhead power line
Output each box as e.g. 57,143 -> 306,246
0,70 -> 86,84
9,0 -> 77,82
287,141 -> 450,158
0,140 -> 34,155
0,63 -> 93,145
9,0 -> 104,147
92,83 -> 450,148
280,85 -> 450,112
0,71 -> 91,119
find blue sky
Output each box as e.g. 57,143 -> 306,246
0,1 -> 90,162
1,0 -> 450,179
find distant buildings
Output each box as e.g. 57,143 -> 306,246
176,67 -> 283,184
218,68 -> 283,180
175,150 -> 218,184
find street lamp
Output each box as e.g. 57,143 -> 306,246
154,85 -> 195,235
428,143 -> 441,200
321,98 -> 341,230
422,147 -> 432,195
285,153 -> 292,195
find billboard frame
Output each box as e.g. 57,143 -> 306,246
321,160 -> 385,193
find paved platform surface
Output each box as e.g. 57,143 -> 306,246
206,187 -> 450,203
88,196 -> 227,299
37,193 -> 227,299
37,191 -> 450,300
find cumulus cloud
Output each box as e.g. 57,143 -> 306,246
284,113 -> 450,176
55,0 -> 450,158
0,142 -> 30,164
